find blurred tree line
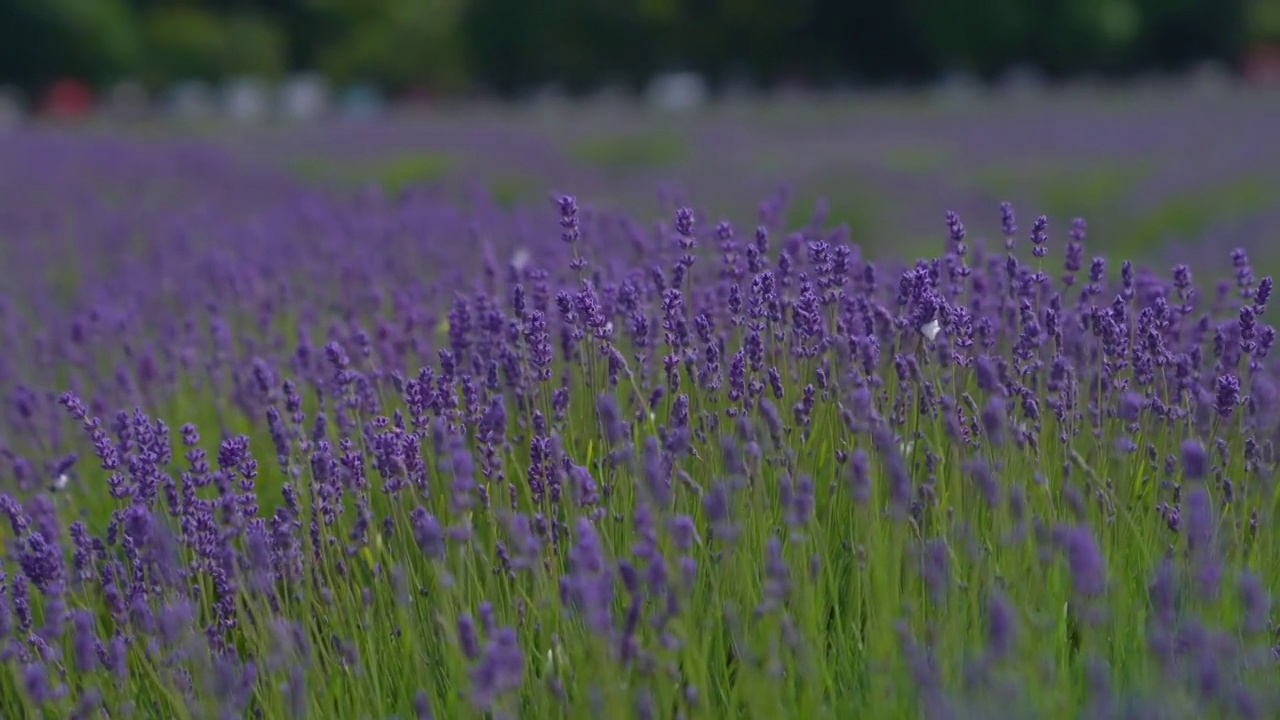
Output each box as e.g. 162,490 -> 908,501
0,0 -> 1272,98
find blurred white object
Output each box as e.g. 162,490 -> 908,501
1188,59 -> 1236,97
223,76 -> 270,124
280,72 -> 331,121
994,64 -> 1047,101
167,79 -> 215,121
645,71 -> 708,112
105,80 -> 150,122
0,85 -> 25,131
586,82 -> 633,111
528,83 -> 571,117
339,82 -> 385,120
933,70 -> 983,107
510,247 -> 532,272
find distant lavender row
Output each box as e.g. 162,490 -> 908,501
0,132 -> 1278,718
226,90 -> 1280,258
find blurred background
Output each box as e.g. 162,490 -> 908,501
2,0 -> 1279,267
3,0 -> 1278,99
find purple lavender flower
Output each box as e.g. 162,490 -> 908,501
999,202 -> 1017,241
70,609 -> 99,672
1214,374 -> 1241,418
20,155 -> 1280,718
1184,486 -> 1215,557
1181,439 -> 1208,480
668,515 -> 700,551
1118,391 -> 1143,422
675,207 -> 696,248
563,518 -> 613,633
17,531 -> 65,593
981,396 -> 1006,447
499,513 -> 541,571
1239,570 -> 1269,634
558,195 -> 579,245
410,507 -> 445,560
920,539 -> 950,602
963,457 -> 999,508
414,690 -> 435,720
985,590 -> 1017,660
847,449 -> 871,504
22,662 -> 54,704
945,210 -> 967,257
1255,276 -> 1273,311
786,473 -> 815,527
457,613 -> 481,660
468,626 -> 524,711
1029,215 -> 1048,258
1054,526 -> 1107,597
758,536 -> 790,614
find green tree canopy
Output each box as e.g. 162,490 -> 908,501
0,0 -> 1264,97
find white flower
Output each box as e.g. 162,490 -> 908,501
543,638 -> 571,674
511,248 -> 531,272
920,319 -> 941,342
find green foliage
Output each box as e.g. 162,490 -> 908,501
293,151 -> 456,195
221,14 -> 289,79
52,0 -> 145,81
315,0 -> 470,93
0,0 -> 142,90
374,152 -> 456,195
783,188 -> 881,244
10,214 -> 1280,717
487,173 -> 543,208
1249,0 -> 1280,42
566,131 -> 689,172
966,159 -> 1155,218
880,144 -> 956,174
0,0 -> 1264,96
1121,174 -> 1275,248
140,7 -> 227,84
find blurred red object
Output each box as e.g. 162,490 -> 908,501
42,79 -> 94,120
402,86 -> 433,106
1244,45 -> 1280,86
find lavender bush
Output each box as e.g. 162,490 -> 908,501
2,128 -> 1280,719
218,88 -> 1280,264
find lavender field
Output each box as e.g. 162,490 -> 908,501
2,87 -> 1280,719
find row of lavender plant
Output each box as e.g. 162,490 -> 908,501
2,139 -> 1279,717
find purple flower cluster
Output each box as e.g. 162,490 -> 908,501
0,133 -> 1278,718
